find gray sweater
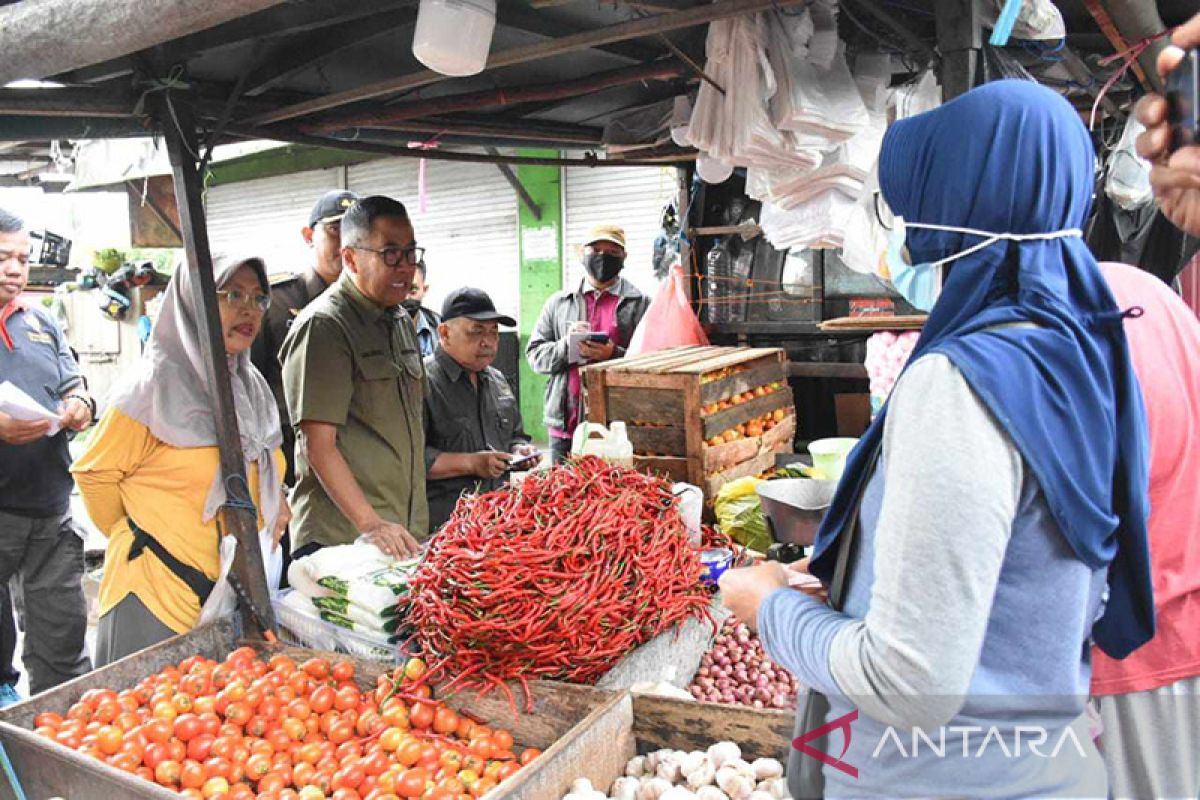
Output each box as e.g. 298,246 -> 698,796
759,355 -> 1108,798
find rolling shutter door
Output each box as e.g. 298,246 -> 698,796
204,168 -> 343,272
563,165 -> 677,296
347,158 -> 520,324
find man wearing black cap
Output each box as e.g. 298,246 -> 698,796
252,189 -> 359,486
423,287 -> 537,530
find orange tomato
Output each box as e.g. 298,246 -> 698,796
155,758 -> 182,786
201,776 -> 230,799
331,661 -> 355,683
408,703 -> 434,730
310,685 -> 336,715
431,707 -> 459,736
396,767 -> 431,798
180,760 -> 207,790
96,724 -> 123,755
302,658 -> 331,680
518,748 -> 541,766
491,730 -> 514,753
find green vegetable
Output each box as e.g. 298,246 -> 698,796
715,477 -> 772,553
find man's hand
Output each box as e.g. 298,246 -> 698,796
59,397 -> 92,433
1135,14 -> 1200,236
579,338 -> 617,363
271,491 -> 292,551
359,519 -> 421,560
0,412 -> 51,445
786,558 -> 829,602
472,450 -> 511,479
718,561 -> 790,632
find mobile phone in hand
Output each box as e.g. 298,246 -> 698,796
586,332 -> 610,344
1166,48 -> 1198,152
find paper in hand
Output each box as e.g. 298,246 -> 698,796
0,381 -> 62,436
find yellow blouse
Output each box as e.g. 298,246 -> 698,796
71,407 -> 283,634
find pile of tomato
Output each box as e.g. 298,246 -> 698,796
30,647 -> 541,800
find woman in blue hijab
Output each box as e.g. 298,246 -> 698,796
720,80 -> 1152,798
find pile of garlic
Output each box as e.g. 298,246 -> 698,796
560,742 -> 789,800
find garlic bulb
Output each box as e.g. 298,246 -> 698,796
686,763 -> 716,790
626,756 -> 648,778
656,759 -> 684,783
749,793 -> 776,800
750,759 -> 783,781
725,759 -> 755,781
680,751 -> 708,778
706,742 -> 742,770
755,778 -> 787,799
572,779 -> 597,795
716,767 -> 755,800
611,777 -> 641,800
661,788 -> 698,800
637,777 -> 673,800
695,788 -> 730,800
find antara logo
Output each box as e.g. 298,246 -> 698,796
792,709 -> 859,778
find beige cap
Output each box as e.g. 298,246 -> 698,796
585,224 -> 626,250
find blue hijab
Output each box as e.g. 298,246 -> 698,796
810,81 -> 1154,659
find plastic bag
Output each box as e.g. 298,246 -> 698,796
1106,117 -> 1152,211
626,266 -> 709,357
714,477 -> 772,554
196,535 -> 238,628
673,483 -> 704,546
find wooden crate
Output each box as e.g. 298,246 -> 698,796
0,621 -> 626,800
583,346 -> 795,496
520,692 -> 796,800
597,599 -> 728,692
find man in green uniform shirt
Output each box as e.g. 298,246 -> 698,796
280,196 -> 427,559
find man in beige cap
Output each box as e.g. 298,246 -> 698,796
526,224 -> 649,463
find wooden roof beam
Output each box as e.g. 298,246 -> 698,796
0,0 -> 291,85
242,0 -> 807,126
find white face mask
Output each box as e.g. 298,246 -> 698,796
883,214 -> 1084,311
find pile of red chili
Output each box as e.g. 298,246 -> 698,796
404,457 -> 713,708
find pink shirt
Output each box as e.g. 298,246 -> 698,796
1091,262 -> 1200,695
550,289 -> 622,439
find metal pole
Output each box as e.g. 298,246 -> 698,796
151,91 -> 277,638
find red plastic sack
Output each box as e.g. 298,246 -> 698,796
626,265 -> 710,357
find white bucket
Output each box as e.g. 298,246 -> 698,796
412,0 -> 497,77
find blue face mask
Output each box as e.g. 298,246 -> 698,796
884,223 -> 939,312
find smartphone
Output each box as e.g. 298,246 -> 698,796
586,332 -> 610,344
508,451 -> 542,472
1166,48 -> 1198,151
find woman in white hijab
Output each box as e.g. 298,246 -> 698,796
73,255 -> 289,665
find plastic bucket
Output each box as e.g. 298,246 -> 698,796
807,437 -> 859,481
412,0 -> 496,77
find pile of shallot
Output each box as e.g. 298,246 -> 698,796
688,619 -> 799,709
561,742 -> 790,800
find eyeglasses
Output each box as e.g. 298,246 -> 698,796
350,245 -> 426,268
217,288 -> 271,312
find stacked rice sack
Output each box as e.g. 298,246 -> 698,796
280,542 -> 418,659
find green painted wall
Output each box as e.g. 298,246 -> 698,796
207,145 -> 379,187
515,150 -> 563,444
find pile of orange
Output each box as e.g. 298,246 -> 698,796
30,649 -> 540,800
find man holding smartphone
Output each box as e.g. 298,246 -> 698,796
1136,13 -> 1200,236
527,225 -> 650,463
423,288 -> 535,530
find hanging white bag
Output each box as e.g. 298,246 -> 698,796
196,534 -> 239,628
1105,116 -> 1153,211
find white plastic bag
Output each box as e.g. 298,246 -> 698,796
260,528 -> 283,598
673,483 -> 704,546
196,535 -> 238,628
1105,117 -> 1152,211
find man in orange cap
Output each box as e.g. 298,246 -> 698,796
526,224 -> 649,463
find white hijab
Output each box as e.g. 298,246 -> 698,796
109,254 -> 283,534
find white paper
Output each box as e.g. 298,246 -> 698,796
0,381 -> 61,436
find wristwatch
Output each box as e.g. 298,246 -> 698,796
63,393 -> 97,426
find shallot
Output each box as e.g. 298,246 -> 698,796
689,620 -> 799,710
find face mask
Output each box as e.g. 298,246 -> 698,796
583,252 -> 624,284
883,215 -> 1084,313
400,298 -> 422,315
884,223 -> 939,312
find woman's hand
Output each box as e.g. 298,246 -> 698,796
718,561 -> 790,632
271,490 -> 292,551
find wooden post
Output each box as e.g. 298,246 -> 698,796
677,165 -> 692,303
151,92 -> 277,637
934,0 -> 982,101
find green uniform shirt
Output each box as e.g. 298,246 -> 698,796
280,272 -> 428,550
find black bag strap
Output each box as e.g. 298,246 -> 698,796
127,518 -> 216,605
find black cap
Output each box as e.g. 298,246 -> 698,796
441,287 -> 516,327
308,190 -> 360,228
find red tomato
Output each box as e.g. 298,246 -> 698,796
186,733 -> 215,762
518,748 -> 541,766
333,763 -> 366,790
302,658 -> 330,680
408,703 -> 434,730
173,714 -> 203,742
396,767 -> 431,798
